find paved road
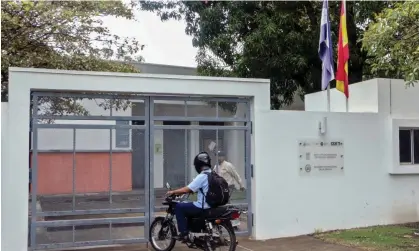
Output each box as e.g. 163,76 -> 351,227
58,236 -> 360,251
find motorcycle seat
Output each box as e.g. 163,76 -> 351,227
201,206 -> 229,219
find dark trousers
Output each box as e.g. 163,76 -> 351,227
175,202 -> 203,234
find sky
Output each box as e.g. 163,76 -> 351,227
101,10 -> 198,68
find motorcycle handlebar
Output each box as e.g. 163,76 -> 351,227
165,193 -> 190,201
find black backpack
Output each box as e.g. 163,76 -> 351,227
200,171 -> 230,208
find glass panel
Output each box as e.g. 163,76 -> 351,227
399,129 -> 412,163
191,129 -> 247,198
115,121 -> 130,148
35,226 -> 73,245
71,128 -> 145,211
154,100 -> 186,117
223,130 -> 247,202
186,129 -> 221,203
217,101 -> 248,119
152,99 -> 248,119
35,221 -> 145,246
187,100 -> 216,117
130,100 -> 146,117
199,128 -> 248,233
414,130 -> 419,164
36,93 -> 144,118
151,124 -> 250,233
152,125 -> 190,212
113,98 -> 145,117
36,96 -> 111,117
34,126 -> 146,247
198,125 -> 225,165
74,224 -> 110,243
34,128 -> 75,212
35,127 -> 145,212
111,222 -> 144,240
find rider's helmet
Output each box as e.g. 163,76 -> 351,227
193,152 -> 211,174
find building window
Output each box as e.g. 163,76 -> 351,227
399,129 -> 419,164
115,121 -> 130,148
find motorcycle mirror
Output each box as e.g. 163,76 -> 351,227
166,182 -> 171,190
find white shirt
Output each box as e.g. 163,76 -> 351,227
213,160 -> 244,189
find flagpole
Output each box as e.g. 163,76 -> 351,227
345,97 -> 348,112
319,0 -> 334,112
327,85 -> 331,112
336,0 -> 350,111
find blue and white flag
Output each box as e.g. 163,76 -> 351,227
318,0 -> 335,90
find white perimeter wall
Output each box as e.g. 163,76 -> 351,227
1,103 -> 10,245
305,78 -> 419,117
253,110 -> 419,240
305,79 -> 380,113
388,79 -> 419,117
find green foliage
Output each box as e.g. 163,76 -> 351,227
140,1 -> 392,109
1,0 -> 143,115
363,1 -> 419,86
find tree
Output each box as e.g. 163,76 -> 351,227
362,1 -> 419,86
1,1 -> 143,115
140,1 -> 392,108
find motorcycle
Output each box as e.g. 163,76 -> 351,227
149,183 -> 242,251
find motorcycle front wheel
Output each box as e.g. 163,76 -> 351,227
149,216 -> 177,251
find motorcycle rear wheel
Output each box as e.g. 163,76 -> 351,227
209,221 -> 237,251
149,217 -> 177,251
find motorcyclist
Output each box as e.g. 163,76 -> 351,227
165,152 -> 212,241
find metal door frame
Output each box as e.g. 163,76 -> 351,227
29,93 -> 253,250
29,92 -> 151,250
149,96 -> 253,236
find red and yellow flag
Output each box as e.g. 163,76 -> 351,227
336,0 -> 349,98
